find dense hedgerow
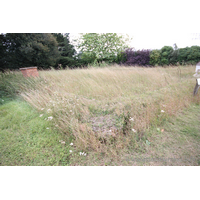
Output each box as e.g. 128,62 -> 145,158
122,48 -> 151,66
120,45 -> 200,67
177,46 -> 200,65
149,49 -> 161,66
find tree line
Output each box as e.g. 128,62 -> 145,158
122,44 -> 200,66
0,33 -> 77,71
1,33 -> 200,72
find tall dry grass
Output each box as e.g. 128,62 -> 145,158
3,65 -> 199,156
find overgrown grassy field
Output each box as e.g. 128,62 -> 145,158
0,65 -> 200,165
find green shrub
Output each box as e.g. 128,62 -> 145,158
149,50 -> 161,66
160,46 -> 173,66
177,46 -> 200,65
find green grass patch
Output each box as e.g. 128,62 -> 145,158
0,99 -> 75,166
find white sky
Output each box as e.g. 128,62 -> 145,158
70,33 -> 200,51
1,1 -> 200,51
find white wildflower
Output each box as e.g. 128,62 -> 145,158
46,127 -> 49,129
70,143 -> 73,146
161,110 -> 165,113
41,108 -> 44,110
70,110 -> 72,112
47,109 -> 51,113
2,100 -> 4,102
47,116 -> 53,121
39,114 -> 43,117
79,152 -> 86,156
132,128 -> 137,133
129,117 -> 134,121
69,150 -> 72,153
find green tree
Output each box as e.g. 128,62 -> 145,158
160,46 -> 174,66
78,33 -> 129,65
186,46 -> 200,64
149,49 -> 161,66
4,33 -> 60,69
53,33 -> 78,68
0,34 -> 8,71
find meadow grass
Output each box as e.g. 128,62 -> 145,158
121,104 -> 200,166
0,65 -> 200,165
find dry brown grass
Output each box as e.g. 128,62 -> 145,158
15,65 -> 200,159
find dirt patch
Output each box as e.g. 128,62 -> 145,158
89,115 -> 118,137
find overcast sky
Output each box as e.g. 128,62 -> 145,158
1,0 -> 200,51
70,33 -> 200,51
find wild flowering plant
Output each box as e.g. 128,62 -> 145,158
79,152 -> 87,156
47,116 -> 53,121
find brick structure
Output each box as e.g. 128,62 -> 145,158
20,67 -> 39,78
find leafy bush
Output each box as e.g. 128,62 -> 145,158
123,48 -> 151,66
149,50 -> 161,66
116,52 -> 127,64
57,57 -> 78,69
160,46 -> 173,66
186,46 -> 200,64
175,45 -> 200,65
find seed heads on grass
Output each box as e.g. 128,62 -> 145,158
39,114 -> 43,117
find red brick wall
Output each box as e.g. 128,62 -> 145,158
20,67 -> 39,77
